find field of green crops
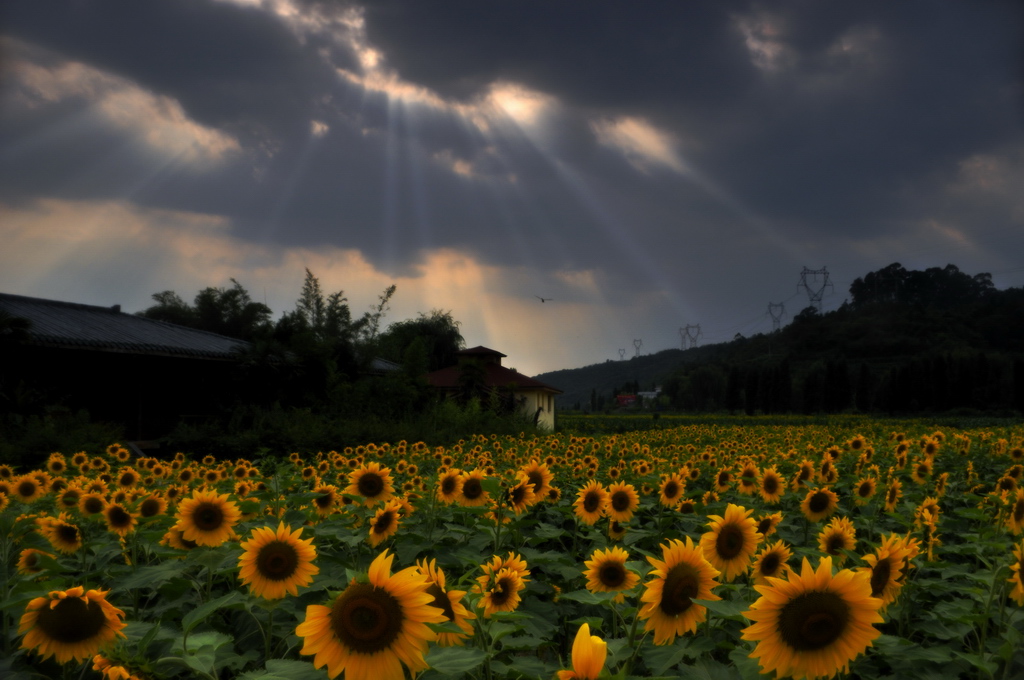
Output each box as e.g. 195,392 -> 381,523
2,416 -> 1023,680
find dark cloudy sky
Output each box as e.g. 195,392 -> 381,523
2,0 -> 1022,376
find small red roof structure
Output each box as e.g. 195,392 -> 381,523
425,346 -> 562,429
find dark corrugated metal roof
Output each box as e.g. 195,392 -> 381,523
0,292 -> 249,360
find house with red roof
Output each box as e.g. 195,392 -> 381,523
424,346 -> 562,430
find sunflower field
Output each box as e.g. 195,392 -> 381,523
2,417 -> 1023,680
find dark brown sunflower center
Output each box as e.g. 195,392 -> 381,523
107,506 -> 132,528
193,503 -> 224,531
610,491 -> 631,512
357,473 -> 384,498
57,523 -> 80,544
441,476 -> 458,495
759,553 -> 781,576
825,534 -> 847,555
426,583 -> 456,621
582,490 -> 602,512
24,552 -> 41,569
461,478 -> 482,500
373,511 -> 396,534
487,576 -> 516,606
858,482 -> 873,497
35,596 -> 108,643
762,476 -> 779,495
599,562 -> 627,588
18,480 -> 38,497
256,541 -> 299,581
314,493 -> 333,508
715,524 -> 745,560
1013,499 -> 1024,522
663,481 -> 680,499
870,559 -> 892,597
330,583 -> 403,653
999,477 -> 1016,491
83,497 -> 105,514
139,499 -> 161,517
808,492 -> 830,513
527,471 -> 544,490
511,483 -> 531,505
679,501 -> 695,514
718,473 -> 730,486
757,519 -> 772,535
778,591 -> 850,651
60,491 -> 81,507
660,564 -> 699,616
119,473 -> 135,486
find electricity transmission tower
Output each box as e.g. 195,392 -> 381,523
618,348 -> 626,361
797,267 -> 834,313
768,302 -> 786,331
680,324 -> 702,349
633,339 -> 642,357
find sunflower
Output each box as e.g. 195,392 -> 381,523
801,488 -> 839,523
368,500 -> 403,547
883,479 -> 902,512
738,462 -> 760,495
173,489 -> 241,547
608,520 -> 627,542
18,548 -> 55,576
297,549 -> 444,680
1006,488 -> 1024,535
700,503 -> 762,582
456,469 -> 489,507
436,468 -> 464,504
238,522 -> 319,599
557,622 -> 607,680
752,540 -> 792,586
41,516 -> 83,554
115,467 -> 139,489
416,558 -> 475,646
479,567 -> 525,618
520,459 -> 554,502
714,468 -> 733,494
858,534 -> 910,610
742,556 -> 883,680
583,546 -> 640,594
756,512 -> 783,538
19,587 -> 127,664
817,517 -> 856,565
345,462 -> 395,507
759,466 -> 786,504
1008,541 -> 1024,607
659,473 -> 686,508
573,481 -> 608,525
853,477 -> 877,506
161,526 -> 198,552
13,474 -> 47,504
504,472 -> 535,514
639,537 -> 721,645
606,482 -> 640,523
103,503 -> 137,537
137,494 -> 167,518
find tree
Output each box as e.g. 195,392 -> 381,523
377,310 -> 465,372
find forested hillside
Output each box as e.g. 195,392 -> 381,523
539,263 -> 1024,415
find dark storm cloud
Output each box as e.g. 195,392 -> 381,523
359,0 -> 1024,239
1,0 -> 1021,292
1,0 -> 345,131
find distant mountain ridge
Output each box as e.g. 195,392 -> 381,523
535,263 -> 1024,415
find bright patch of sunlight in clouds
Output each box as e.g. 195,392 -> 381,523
591,116 -> 686,173
4,41 -> 240,167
